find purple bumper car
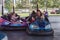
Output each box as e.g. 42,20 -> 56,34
0,17 -> 28,30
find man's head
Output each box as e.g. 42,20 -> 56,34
37,10 -> 42,17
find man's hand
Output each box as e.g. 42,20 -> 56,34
31,17 -> 35,22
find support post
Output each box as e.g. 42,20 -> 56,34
2,0 -> 4,15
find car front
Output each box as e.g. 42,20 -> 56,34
27,22 -> 54,35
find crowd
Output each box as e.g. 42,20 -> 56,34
1,13 -> 19,21
28,10 -> 49,22
1,10 -> 49,24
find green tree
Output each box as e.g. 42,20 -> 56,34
16,0 -> 23,9
5,0 -> 13,12
16,0 -> 30,9
15,0 -> 60,9
30,0 -> 60,8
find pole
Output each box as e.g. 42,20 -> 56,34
13,6 -> 15,13
45,0 -> 47,11
44,0 -> 49,17
2,0 -> 4,15
37,0 -> 38,11
13,0 -> 15,13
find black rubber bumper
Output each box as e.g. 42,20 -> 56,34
0,25 -> 27,31
26,28 -> 54,36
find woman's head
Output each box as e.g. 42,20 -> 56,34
9,12 -> 14,15
10,12 -> 17,16
31,10 -> 36,17
37,10 -> 42,16
31,11 -> 36,15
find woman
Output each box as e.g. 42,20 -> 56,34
35,10 -> 46,28
11,13 -> 19,22
28,10 -> 36,23
36,10 -> 43,19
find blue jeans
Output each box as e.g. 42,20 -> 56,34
33,19 -> 49,28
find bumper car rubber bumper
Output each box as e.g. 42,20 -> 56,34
0,22 -> 28,30
26,28 -> 54,36
0,25 -> 27,30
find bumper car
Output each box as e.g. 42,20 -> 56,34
0,31 -> 8,40
0,17 -> 28,30
26,19 -> 54,36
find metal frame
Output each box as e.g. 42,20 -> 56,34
2,0 -> 4,15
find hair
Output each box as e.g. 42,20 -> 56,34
32,11 -> 36,14
31,10 -> 36,17
9,12 -> 14,16
37,10 -> 42,16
